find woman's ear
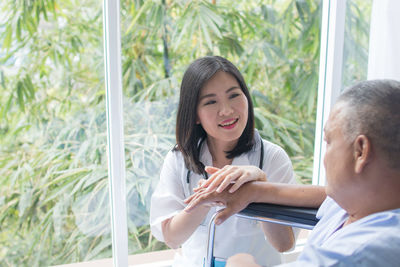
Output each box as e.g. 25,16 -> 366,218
353,135 -> 371,174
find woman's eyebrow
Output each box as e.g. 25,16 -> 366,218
199,86 -> 241,101
199,93 -> 216,101
226,86 -> 240,93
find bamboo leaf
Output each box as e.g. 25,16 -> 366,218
16,81 -> 25,112
126,1 -> 151,34
16,18 -> 22,41
18,187 -> 33,218
24,75 -> 35,99
199,17 -> 212,50
3,25 -> 13,50
199,5 -> 223,38
277,131 -> 302,153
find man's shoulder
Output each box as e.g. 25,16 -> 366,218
354,208 -> 400,232
299,214 -> 400,267
324,208 -> 400,252
347,219 -> 400,267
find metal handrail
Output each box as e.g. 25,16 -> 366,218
204,203 -> 319,267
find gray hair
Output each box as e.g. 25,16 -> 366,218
337,79 -> 400,170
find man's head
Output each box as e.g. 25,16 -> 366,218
324,79 -> 400,204
337,79 -> 400,169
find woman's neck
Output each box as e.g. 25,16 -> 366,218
206,137 -> 236,168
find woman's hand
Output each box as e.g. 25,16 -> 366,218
194,165 -> 267,194
185,182 -> 258,225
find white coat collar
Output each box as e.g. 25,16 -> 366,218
198,131 -> 262,168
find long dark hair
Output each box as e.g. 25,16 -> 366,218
174,56 -> 255,174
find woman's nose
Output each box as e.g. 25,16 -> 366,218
218,101 -> 234,116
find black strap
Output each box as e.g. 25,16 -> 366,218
186,168 -> 191,183
186,137 -> 207,183
259,139 -> 264,169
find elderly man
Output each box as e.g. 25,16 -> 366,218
185,79 -> 400,266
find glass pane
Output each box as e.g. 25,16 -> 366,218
342,0 -> 373,89
120,0 -> 322,262
0,0 -> 112,265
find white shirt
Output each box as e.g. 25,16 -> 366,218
279,197 -> 400,267
150,131 -> 297,267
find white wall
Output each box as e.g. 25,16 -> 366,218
368,0 -> 400,80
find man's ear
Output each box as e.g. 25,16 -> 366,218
353,135 -> 371,173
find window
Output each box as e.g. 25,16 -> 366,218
118,0 -> 322,261
312,0 -> 372,185
0,0 -> 112,265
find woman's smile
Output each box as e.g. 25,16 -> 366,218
219,118 -> 239,129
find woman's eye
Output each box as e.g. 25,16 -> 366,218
204,100 -> 216,105
229,93 -> 240,99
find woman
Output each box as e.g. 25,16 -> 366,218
150,56 -> 297,266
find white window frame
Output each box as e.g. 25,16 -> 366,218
312,0 -> 347,185
103,0 -> 129,266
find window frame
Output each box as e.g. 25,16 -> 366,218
103,0 -> 129,266
312,0 -> 347,186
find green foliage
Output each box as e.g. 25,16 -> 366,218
342,0 -> 372,88
120,0 -> 322,183
0,106 -> 111,266
0,0 -> 370,265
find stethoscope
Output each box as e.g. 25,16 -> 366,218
186,135 -> 264,184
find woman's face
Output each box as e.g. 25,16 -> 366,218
196,71 -> 249,147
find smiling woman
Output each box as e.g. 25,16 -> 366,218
150,56 -> 298,267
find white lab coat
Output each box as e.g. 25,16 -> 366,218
150,131 -> 297,267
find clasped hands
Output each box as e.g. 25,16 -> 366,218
184,165 -> 267,225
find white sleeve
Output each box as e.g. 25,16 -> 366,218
262,141 -> 297,185
149,150 -> 186,242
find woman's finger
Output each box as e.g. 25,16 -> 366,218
184,187 -> 207,203
206,167 -> 235,192
198,166 -> 220,188
193,179 -> 207,192
198,179 -> 206,187
185,192 -> 209,212
184,194 -> 193,203
228,177 -> 250,193
205,166 -> 220,174
184,193 -> 195,203
216,170 -> 241,193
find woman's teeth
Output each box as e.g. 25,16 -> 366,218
220,119 -> 238,126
